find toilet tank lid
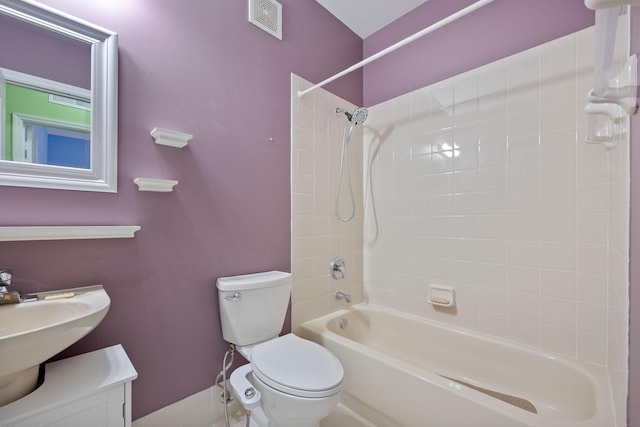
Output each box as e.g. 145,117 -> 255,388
216,271 -> 291,292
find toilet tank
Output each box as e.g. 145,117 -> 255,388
216,271 -> 292,346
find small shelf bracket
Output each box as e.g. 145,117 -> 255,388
150,127 -> 192,148
133,177 -> 178,192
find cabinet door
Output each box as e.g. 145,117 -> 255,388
14,386 -> 124,427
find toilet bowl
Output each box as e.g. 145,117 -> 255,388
230,334 -> 343,427
216,271 -> 344,427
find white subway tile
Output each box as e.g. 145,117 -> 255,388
541,101 -> 578,133
477,190 -> 508,215
540,296 -> 577,329
477,216 -> 508,240
539,34 -> 576,106
454,261 -> 479,285
540,324 -> 576,358
478,263 -> 508,289
539,187 -> 576,215
540,269 -> 576,300
508,215 -> 539,241
453,169 -> 479,193
539,214 -> 577,243
576,273 -> 608,304
508,291 -> 540,322
477,239 -> 508,265
576,243 -> 608,275
477,287 -> 507,314
576,183 -> 608,214
508,160 -> 540,191
479,142 -> 508,168
507,240 -> 539,268
539,242 -> 576,271
507,49 -> 540,115
508,110 -> 540,140
576,214 -> 608,244
508,189 -> 539,215
508,266 -> 540,295
577,332 -> 607,366
577,302 -> 608,335
508,317 -> 540,347
478,311 -> 508,338
453,238 -> 479,262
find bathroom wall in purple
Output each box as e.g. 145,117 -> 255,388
363,0 -> 594,106
0,0 -> 362,419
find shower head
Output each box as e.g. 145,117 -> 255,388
336,107 -> 369,126
350,107 -> 368,126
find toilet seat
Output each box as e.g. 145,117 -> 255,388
250,334 -> 344,398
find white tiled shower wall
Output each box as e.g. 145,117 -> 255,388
290,75 -> 365,328
363,22 -> 629,422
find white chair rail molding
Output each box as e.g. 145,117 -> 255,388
0,226 -> 141,241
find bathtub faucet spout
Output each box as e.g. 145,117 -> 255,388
335,291 -> 352,303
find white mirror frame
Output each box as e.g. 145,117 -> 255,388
0,0 -> 118,192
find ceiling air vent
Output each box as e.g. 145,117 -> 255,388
248,0 -> 282,40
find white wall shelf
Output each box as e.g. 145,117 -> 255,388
150,127 -> 192,148
133,177 -> 178,192
0,226 -> 141,241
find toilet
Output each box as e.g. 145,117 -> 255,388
216,271 -> 344,427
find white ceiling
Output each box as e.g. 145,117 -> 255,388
314,0 -> 431,38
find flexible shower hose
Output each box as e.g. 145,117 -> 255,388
335,122 -> 357,222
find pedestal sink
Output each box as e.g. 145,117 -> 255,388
0,285 -> 110,406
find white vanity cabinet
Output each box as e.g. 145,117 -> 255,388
0,345 -> 137,427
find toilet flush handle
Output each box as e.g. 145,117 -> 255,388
224,292 -> 241,301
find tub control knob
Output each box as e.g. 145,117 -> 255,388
245,387 -> 256,399
330,257 -> 346,280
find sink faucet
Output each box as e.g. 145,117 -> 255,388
0,268 -> 20,304
0,269 -> 35,304
0,268 -> 13,291
335,291 -> 352,303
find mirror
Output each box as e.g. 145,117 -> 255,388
0,0 -> 118,192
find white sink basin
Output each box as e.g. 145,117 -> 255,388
0,285 -> 110,406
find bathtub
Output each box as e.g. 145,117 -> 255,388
298,304 -> 616,427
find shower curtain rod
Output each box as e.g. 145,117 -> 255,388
297,0 -> 495,98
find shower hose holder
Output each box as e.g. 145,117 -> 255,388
584,54 -> 638,148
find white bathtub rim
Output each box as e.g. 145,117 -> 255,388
301,302 -> 611,375
298,302 -> 616,427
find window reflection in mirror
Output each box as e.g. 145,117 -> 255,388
0,11 -> 92,171
3,73 -> 91,169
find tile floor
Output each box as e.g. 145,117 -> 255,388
212,404 -> 377,427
